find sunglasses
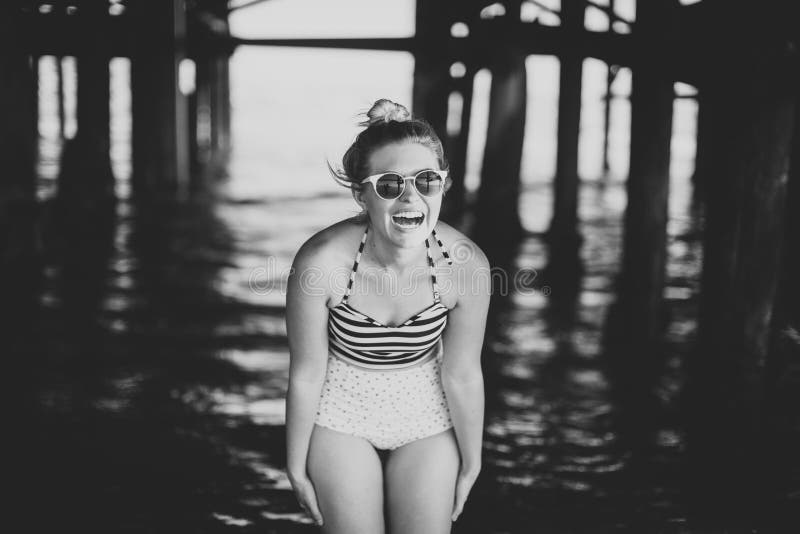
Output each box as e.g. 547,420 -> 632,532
360,169 -> 448,200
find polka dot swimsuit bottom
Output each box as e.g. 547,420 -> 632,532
315,341 -> 454,451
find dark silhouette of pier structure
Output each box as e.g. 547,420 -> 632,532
2,0 -> 800,530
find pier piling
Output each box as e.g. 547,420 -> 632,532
190,1 -> 233,185
0,5 -> 39,338
686,1 -> 797,521
130,0 -> 190,198
412,0 -> 450,151
56,1 -> 115,212
548,0 -> 584,249
473,43 -> 526,266
441,68 -> 475,224
604,0 -> 675,437
763,97 -> 800,527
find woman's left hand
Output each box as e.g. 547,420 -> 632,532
451,466 -> 480,522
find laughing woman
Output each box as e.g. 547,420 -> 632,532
285,99 -> 491,534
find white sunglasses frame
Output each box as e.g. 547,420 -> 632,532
359,169 -> 448,199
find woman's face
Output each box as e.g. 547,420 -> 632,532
355,141 -> 443,249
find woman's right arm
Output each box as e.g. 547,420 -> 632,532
285,241 -> 330,524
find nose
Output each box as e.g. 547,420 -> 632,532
399,177 -> 421,202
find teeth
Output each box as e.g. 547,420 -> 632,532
391,210 -> 424,228
393,211 -> 424,219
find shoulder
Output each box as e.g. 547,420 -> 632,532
290,217 -> 364,301
433,221 -> 491,309
293,217 -> 364,269
433,220 -> 490,273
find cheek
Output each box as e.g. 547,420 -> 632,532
364,197 -> 391,218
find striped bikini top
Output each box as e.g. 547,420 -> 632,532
327,225 -> 453,370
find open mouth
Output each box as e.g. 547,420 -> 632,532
391,210 -> 425,229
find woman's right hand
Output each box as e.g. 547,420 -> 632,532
288,471 -> 324,526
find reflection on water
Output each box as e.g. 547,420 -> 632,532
15,179 -> 700,533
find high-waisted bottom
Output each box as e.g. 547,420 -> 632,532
314,344 -> 453,451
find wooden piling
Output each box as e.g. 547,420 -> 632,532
190,2 -> 232,186
602,67 -> 614,175
0,6 -> 38,225
601,0 -> 616,175
547,0 -> 584,247
0,5 -> 40,328
31,54 -> 40,143
543,0 -> 586,294
762,92 -> 800,527
441,71 -> 475,225
213,57 -> 231,172
130,0 -> 190,198
56,56 -> 65,139
690,90 -> 710,206
56,1 -> 115,210
194,54 -> 232,183
412,0 -> 450,158
473,45 -> 526,266
770,100 -> 800,375
685,0 -> 797,522
603,0 -> 675,435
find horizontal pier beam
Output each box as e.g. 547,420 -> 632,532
230,24 -> 633,68
21,12 -> 635,69
21,12 -> 133,57
18,7 -> 796,86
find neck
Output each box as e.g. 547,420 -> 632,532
366,226 -> 427,271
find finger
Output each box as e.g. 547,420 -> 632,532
301,484 -> 324,526
451,499 -> 463,521
306,496 -> 324,525
451,480 -> 467,521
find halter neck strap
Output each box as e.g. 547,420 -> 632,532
342,225 -> 447,304
431,228 -> 453,266
342,227 -> 369,304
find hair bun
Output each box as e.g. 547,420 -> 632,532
360,99 -> 411,127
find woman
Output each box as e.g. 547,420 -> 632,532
285,99 -> 490,533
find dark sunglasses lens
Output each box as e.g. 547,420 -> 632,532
375,174 -> 404,199
414,171 -> 444,196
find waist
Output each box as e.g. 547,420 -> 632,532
328,339 -> 443,372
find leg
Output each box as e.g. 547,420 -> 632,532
384,429 -> 460,534
307,424 -> 385,534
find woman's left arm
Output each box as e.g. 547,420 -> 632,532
440,240 -> 491,521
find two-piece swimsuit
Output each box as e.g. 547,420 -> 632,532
314,225 -> 455,450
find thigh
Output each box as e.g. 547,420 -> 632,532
384,428 -> 460,534
307,424 -> 385,534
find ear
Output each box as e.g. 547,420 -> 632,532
351,185 -> 368,211
442,176 -> 453,195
